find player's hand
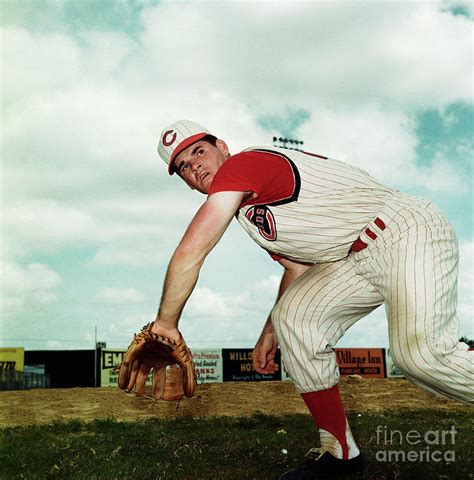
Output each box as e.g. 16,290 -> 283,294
253,330 -> 279,374
151,318 -> 182,344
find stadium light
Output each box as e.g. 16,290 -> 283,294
272,136 -> 305,151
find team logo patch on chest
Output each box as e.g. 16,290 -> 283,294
245,205 -> 277,241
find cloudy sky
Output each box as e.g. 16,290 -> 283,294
1,0 -> 473,352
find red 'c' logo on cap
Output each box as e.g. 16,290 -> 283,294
163,130 -> 177,147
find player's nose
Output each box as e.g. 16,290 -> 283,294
191,160 -> 202,174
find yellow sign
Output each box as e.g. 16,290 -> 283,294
0,347 -> 25,371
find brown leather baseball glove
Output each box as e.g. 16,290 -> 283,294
117,323 -> 196,401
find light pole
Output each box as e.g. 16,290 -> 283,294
272,136 -> 304,151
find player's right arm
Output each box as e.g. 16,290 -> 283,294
253,258 -> 313,374
152,190 -> 247,341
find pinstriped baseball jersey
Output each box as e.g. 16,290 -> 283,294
208,143 -> 473,405
271,196 -> 473,403
210,147 -> 397,263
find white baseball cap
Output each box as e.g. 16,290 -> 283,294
157,120 -> 214,175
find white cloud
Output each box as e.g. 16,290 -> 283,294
1,261 -> 62,309
186,287 -> 234,318
3,2 -> 471,260
188,275 -> 280,321
338,307 -> 389,348
2,200 -> 96,257
92,248 -> 158,267
2,28 -> 82,107
1,1 -> 472,350
106,313 -> 152,343
88,192 -> 203,267
299,105 -> 472,196
2,193 -> 200,263
298,105 -> 418,185
253,275 -> 281,297
180,275 -> 280,347
136,2 -> 472,109
96,287 -> 146,303
416,154 -> 471,195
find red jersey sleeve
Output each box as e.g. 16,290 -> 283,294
208,150 -> 300,207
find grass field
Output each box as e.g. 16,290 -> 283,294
1,410 -> 472,479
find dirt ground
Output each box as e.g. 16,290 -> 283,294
0,377 -> 468,427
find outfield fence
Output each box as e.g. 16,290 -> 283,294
0,370 -> 50,391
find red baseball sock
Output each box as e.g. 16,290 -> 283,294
301,385 -> 351,459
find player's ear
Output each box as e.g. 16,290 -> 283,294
216,139 -> 230,157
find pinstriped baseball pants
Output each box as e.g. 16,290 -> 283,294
271,195 -> 474,404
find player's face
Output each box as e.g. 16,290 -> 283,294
173,139 -> 229,194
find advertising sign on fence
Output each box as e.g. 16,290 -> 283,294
100,346 -> 389,387
100,348 -> 129,387
193,350 -> 222,383
334,348 -> 386,378
0,347 -> 25,372
100,349 -> 224,386
222,348 -> 282,382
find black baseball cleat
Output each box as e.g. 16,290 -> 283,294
279,448 -> 365,479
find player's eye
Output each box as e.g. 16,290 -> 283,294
180,163 -> 188,173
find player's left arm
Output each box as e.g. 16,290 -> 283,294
152,191 -> 246,340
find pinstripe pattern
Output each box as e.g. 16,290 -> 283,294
271,257 -> 383,392
157,120 -> 210,166
351,196 -> 474,403
271,194 -> 473,404
237,147 -> 396,262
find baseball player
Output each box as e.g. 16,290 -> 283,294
153,120 -> 473,479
